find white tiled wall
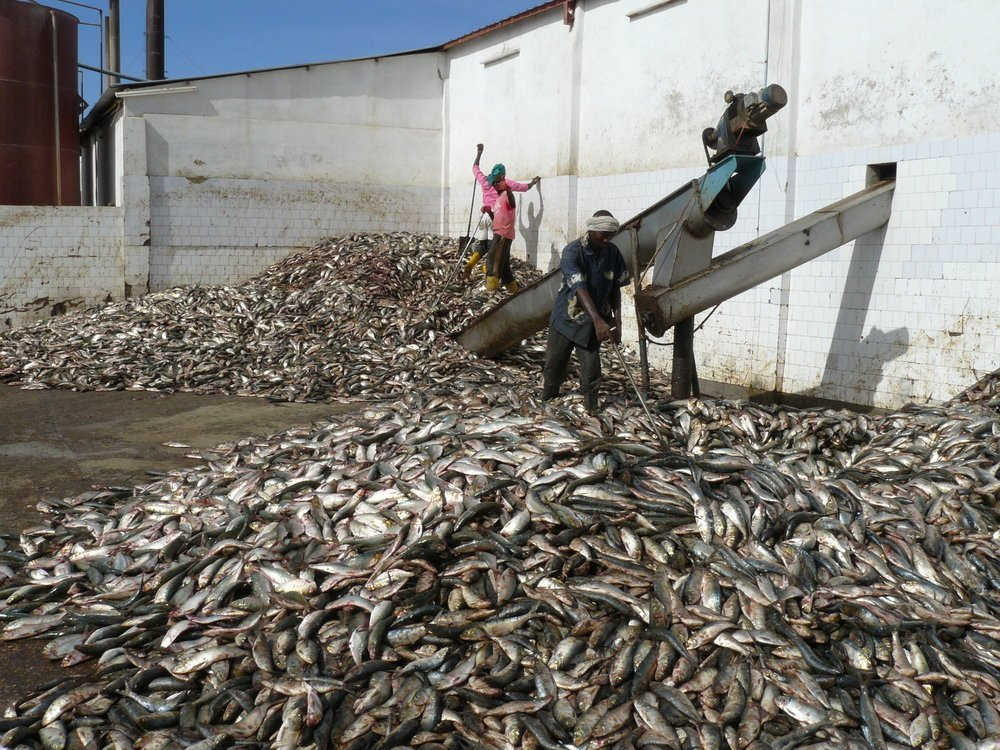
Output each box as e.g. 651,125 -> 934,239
501,133 -> 1000,410
4,131 -> 997,411
0,206 -> 125,330
770,136 -> 1000,407
148,176 -> 442,289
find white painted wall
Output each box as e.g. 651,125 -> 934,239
7,0 -> 1000,410
721,0 -> 1000,407
440,0 -> 1000,410
443,8 -> 575,269
0,206 -> 124,330
794,0 -> 998,157
146,176 -> 436,288
121,54 -> 446,289
576,0 -> 770,174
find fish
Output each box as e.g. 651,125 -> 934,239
1,232 -> 999,748
0,232 -> 547,403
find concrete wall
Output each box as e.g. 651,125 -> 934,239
120,54 -> 446,289
441,0 -> 1000,410
704,0 -> 1000,407
444,8 -> 575,268
0,206 -> 124,330
7,0 -> 1000,410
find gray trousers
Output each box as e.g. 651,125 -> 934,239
542,326 -> 602,411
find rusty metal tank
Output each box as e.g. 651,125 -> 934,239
0,0 -> 80,206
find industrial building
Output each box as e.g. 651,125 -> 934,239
5,2 -> 1000,745
3,0 -> 999,411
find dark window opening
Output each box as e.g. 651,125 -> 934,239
867,162 -> 897,186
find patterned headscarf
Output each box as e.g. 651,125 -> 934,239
487,163 -> 506,186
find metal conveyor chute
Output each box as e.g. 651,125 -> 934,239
454,179 -> 894,358
452,267 -> 562,359
635,179 -> 895,336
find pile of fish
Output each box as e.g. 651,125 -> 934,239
3,230 -> 1000,748
0,233 -> 544,402
949,368 -> 1000,412
2,380 -> 1000,749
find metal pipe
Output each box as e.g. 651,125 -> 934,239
78,62 -> 144,82
102,16 -> 110,89
52,0 -> 102,12
629,229 -> 651,397
115,85 -> 197,98
54,1 -> 102,72
637,321 -> 650,397
108,0 -> 120,86
146,0 -> 165,80
690,350 -> 700,397
671,317 -> 695,399
50,11 -> 62,206
81,136 -> 93,206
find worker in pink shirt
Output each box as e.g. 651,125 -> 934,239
486,176 -> 522,292
464,143 -> 539,289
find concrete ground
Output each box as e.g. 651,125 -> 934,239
0,384 -> 359,712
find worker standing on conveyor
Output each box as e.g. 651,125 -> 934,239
542,211 -> 630,414
465,144 -> 539,291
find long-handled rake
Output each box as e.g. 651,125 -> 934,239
608,331 -> 669,450
426,211 -> 486,314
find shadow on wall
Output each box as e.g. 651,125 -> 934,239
517,188 -> 543,267
805,224 -> 910,407
545,242 -> 562,271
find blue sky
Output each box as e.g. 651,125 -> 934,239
56,0 -> 544,113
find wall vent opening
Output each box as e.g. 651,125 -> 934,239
867,162 -> 897,186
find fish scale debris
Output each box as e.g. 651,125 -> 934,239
2,231 -> 1000,748
0,233 -> 544,401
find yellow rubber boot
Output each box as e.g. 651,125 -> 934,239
486,276 -> 500,292
464,251 -> 481,273
479,262 -> 487,275
505,280 -> 520,294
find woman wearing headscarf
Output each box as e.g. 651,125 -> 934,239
542,211 -> 630,414
465,143 -> 540,290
